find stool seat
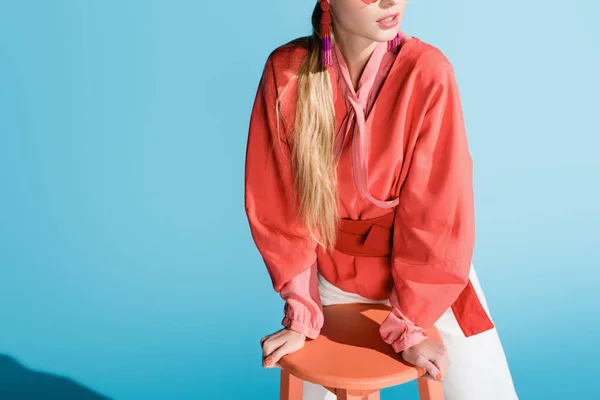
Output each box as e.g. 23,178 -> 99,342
278,303 -> 444,399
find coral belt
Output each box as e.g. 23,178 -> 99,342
332,208 -> 495,337
334,208 -> 396,257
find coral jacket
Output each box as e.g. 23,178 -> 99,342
244,30 -> 494,353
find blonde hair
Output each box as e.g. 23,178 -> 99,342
275,2 -> 340,252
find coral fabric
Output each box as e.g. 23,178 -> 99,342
244,29 -> 493,352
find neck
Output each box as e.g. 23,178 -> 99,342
333,31 -> 378,92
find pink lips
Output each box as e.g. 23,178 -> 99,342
377,13 -> 399,22
377,13 -> 399,29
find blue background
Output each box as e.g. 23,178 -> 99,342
0,0 -> 598,399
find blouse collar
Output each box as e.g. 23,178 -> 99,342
330,38 -> 400,209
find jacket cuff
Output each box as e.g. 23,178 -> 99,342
380,312 -> 429,353
278,259 -> 324,341
281,316 -> 321,340
379,287 -> 430,353
389,329 -> 428,353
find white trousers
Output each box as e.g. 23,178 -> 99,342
302,263 -> 520,400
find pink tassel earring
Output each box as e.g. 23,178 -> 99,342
387,32 -> 401,53
320,0 -> 333,68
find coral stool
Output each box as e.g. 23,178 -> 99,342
278,303 -> 444,400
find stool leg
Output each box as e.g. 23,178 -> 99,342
280,369 -> 303,400
417,377 -> 444,400
335,388 -> 380,400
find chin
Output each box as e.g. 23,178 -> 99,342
372,31 -> 399,43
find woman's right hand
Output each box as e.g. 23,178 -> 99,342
400,338 -> 449,382
260,327 -> 307,369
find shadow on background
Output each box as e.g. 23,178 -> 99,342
0,354 -> 111,400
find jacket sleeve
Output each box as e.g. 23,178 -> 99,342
379,57 -> 475,353
280,259 -> 324,339
244,54 -> 324,339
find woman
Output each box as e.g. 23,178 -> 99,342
244,1 -> 519,399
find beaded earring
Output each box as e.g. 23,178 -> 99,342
319,0 -> 333,67
387,31 -> 401,53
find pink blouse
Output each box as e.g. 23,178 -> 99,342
279,30 -> 428,352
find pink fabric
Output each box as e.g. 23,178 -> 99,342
280,260 -> 323,340
379,282 -> 428,352
281,31 -> 427,351
331,37 -> 400,208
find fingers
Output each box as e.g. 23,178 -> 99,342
260,327 -> 285,347
403,340 -> 448,382
261,330 -> 290,368
262,336 -> 286,361
414,354 -> 444,381
262,343 -> 285,368
430,350 -> 449,378
260,328 -> 306,369
260,335 -> 268,347
421,373 -> 438,381
266,342 -> 295,368
428,342 -> 449,379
